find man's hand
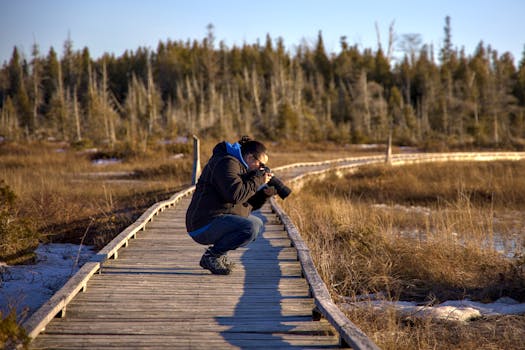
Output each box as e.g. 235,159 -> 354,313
263,171 -> 273,184
263,186 -> 277,196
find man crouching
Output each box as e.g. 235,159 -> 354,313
185,136 -> 275,275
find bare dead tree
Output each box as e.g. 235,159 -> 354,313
387,20 -> 396,63
375,22 -> 382,53
376,20 -> 396,62
101,60 -> 116,148
31,43 -> 43,134
73,86 -> 82,141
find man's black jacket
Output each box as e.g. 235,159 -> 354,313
185,141 -> 268,232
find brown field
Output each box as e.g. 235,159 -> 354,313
281,161 -> 525,349
0,141 -> 192,264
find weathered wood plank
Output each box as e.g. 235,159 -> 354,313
37,320 -> 336,336
33,334 -> 340,350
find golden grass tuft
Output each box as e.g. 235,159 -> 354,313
0,309 -> 29,350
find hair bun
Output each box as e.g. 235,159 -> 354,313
238,135 -> 252,145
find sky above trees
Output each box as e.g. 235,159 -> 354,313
2,0 -> 524,65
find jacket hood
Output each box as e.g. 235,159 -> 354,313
213,141 -> 249,168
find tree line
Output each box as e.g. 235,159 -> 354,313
1,18 -> 525,150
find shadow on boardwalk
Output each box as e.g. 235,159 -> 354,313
216,212 -> 332,349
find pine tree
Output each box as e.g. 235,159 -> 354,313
46,58 -> 68,140
515,45 -> 525,106
7,47 -> 33,137
1,97 -> 21,139
440,16 -> 453,65
314,31 -> 331,86
41,47 -> 60,131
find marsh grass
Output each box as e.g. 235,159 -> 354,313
0,309 -> 29,350
0,141 -> 194,256
282,161 -> 525,349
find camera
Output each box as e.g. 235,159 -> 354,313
259,165 -> 292,199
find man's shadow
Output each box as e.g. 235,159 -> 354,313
216,211 -> 308,348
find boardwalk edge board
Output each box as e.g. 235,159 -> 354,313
21,152 -> 525,345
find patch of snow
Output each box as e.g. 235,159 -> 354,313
399,146 -> 419,153
341,296 -> 525,323
372,203 -> 432,216
355,144 -> 382,149
160,136 -> 189,144
174,136 -> 189,143
440,298 -> 525,316
76,148 -> 99,155
371,204 -> 524,257
0,243 -> 96,318
170,153 -> 184,160
91,158 -> 122,165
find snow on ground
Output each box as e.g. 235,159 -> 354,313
341,296 -> 525,322
0,243 -> 96,318
372,203 -> 432,216
91,158 -> 122,165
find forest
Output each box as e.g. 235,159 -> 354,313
1,18 -> 525,150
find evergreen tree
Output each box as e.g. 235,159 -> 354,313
41,47 -> 60,125
313,31 -> 331,86
440,16 -> 453,65
514,45 -> 525,106
7,47 -> 33,136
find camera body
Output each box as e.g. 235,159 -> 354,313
259,165 -> 292,199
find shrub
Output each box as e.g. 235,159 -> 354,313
0,180 -> 39,264
0,310 -> 30,350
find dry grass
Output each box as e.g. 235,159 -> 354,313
332,161 -> 525,209
0,141 -> 193,259
282,161 -> 525,349
346,308 -> 525,350
0,309 -> 29,350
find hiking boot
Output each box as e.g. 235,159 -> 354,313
218,254 -> 236,270
199,249 -> 231,275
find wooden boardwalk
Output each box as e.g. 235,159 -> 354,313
27,151 -> 525,349
31,196 -> 341,349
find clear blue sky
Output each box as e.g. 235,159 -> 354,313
2,0 -> 524,66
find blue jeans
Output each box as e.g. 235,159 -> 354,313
189,214 -> 264,255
